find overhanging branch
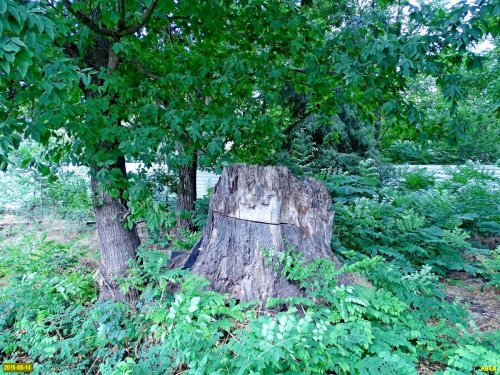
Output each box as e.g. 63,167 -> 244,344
62,0 -> 160,38
117,0 -> 160,36
132,60 -> 161,80
62,0 -> 116,37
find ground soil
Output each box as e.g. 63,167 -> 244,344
417,270 -> 499,374
444,271 -> 499,332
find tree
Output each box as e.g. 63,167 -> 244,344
0,0 -> 308,299
383,45 -> 500,163
271,0 -> 499,173
1,0 -> 168,301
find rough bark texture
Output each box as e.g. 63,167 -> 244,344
185,164 -> 347,302
90,158 -> 141,302
60,0 -> 161,302
177,155 -> 197,230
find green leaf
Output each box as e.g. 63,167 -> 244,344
37,164 -> 51,176
188,297 -> 201,312
20,156 -> 32,168
79,73 -> 91,87
2,42 -> 20,53
0,1 -> 7,15
8,6 -> 21,26
44,19 -> 55,39
10,37 -> 26,47
112,42 -> 124,55
18,59 -> 29,78
35,17 -> 45,33
0,59 -> 10,74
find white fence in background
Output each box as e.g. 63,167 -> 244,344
395,164 -> 500,181
60,163 -> 500,198
125,163 -> 220,198
196,171 -> 220,198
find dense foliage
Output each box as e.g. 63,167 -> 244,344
1,0 -> 499,213
383,46 -> 500,165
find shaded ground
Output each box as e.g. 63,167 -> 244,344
444,271 -> 499,332
1,215 -> 98,245
0,214 -> 99,261
417,360 -> 446,375
417,265 -> 499,374
0,215 -> 156,271
472,235 -> 500,251
0,213 -> 28,227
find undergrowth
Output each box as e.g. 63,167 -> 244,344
0,162 -> 499,374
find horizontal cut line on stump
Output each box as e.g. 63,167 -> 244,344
210,209 -> 324,226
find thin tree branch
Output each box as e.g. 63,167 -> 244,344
62,0 -> 160,38
288,67 -> 307,74
117,0 -> 126,29
288,63 -> 370,75
132,60 -> 161,80
288,66 -> 338,75
62,0 -> 116,37
118,0 -> 160,36
46,0 -> 62,15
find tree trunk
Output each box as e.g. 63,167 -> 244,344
180,164 -> 351,303
90,157 -> 141,302
82,27 -> 141,302
177,154 -> 197,230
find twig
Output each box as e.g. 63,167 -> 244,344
85,354 -> 99,375
62,0 -> 160,39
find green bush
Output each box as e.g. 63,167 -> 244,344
0,234 -> 97,367
384,140 -> 455,164
446,162 -> 499,185
401,168 -> 435,190
384,139 -> 500,165
0,168 -> 92,222
43,171 -> 93,221
193,193 -> 211,230
332,163 -> 499,273
1,235 -> 497,374
481,247 -> 500,288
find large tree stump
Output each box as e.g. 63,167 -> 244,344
182,164 -> 346,302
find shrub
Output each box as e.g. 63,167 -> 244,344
193,192 -> 211,230
1,231 -> 497,374
42,170 -> 93,221
384,140 -> 455,164
401,168 -> 435,190
0,168 -> 93,222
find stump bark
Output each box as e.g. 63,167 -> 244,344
181,164 -> 346,302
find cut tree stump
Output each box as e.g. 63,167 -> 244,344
178,164 -> 350,302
